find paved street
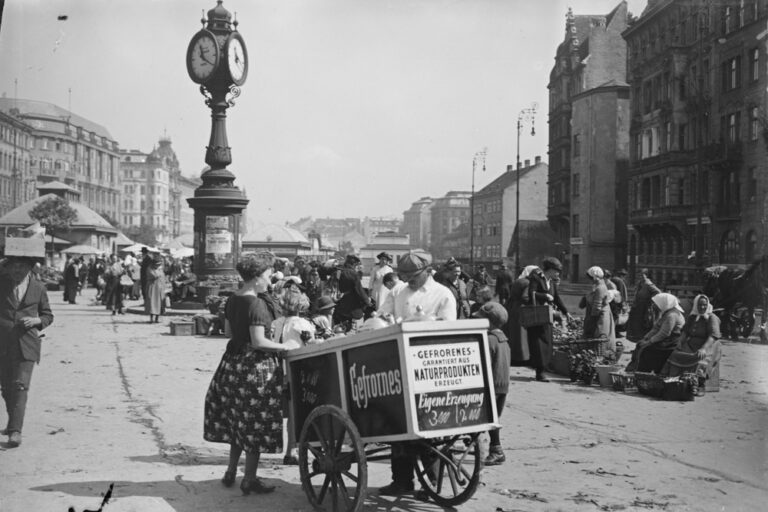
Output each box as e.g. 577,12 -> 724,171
1,288 -> 767,512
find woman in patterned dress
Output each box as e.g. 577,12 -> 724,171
203,251 -> 289,495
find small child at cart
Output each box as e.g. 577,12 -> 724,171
471,301 -> 511,466
311,296 -> 336,340
272,288 -> 317,465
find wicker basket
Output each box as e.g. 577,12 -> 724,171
595,364 -> 622,387
661,380 -> 695,401
610,372 -> 636,392
520,305 -> 553,327
635,372 -> 665,398
561,338 -> 607,358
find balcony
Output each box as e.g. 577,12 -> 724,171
548,203 -> 570,219
629,204 -> 702,225
704,141 -> 743,170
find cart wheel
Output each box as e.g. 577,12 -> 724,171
414,433 -> 481,507
298,405 -> 367,512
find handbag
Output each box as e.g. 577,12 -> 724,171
120,274 -> 134,287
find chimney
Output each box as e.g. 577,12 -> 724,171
535,155 -> 541,164
524,159 -> 530,168
517,162 -> 522,170
506,164 -> 514,173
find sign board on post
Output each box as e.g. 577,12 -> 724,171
4,237 -> 45,258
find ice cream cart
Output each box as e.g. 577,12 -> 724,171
285,319 -> 499,511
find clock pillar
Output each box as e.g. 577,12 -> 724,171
186,0 -> 249,294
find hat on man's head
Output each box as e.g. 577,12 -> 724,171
472,301 -> 508,328
315,296 -> 336,312
141,247 -> 149,253
541,256 -> 563,272
344,254 -> 361,267
376,251 -> 393,262
616,268 -> 628,276
397,250 -> 432,279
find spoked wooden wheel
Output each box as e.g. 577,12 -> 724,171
298,405 -> 367,512
414,433 -> 482,506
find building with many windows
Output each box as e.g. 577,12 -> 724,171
429,191 -> 471,262
402,196 -> 434,250
0,98 -> 121,224
547,2 -> 630,280
0,109 -> 34,217
475,157 -> 549,271
120,137 -> 199,245
623,0 -> 767,285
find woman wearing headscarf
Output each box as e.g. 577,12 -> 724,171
627,268 -> 661,341
579,266 -> 616,350
625,292 -> 685,373
526,258 -> 572,382
144,254 -> 166,324
660,295 -> 722,383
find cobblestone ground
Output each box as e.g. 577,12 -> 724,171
0,288 -> 766,512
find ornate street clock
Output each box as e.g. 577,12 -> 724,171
186,0 -> 250,289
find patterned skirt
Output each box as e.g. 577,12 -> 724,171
203,350 -> 285,453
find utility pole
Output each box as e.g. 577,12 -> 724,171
470,147 -> 487,273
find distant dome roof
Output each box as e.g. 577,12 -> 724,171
0,193 -> 116,231
242,224 -> 309,244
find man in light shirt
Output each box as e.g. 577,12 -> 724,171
377,250 -> 456,497
377,251 -> 456,324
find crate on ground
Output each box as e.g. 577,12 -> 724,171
610,371 -> 636,392
661,379 -> 695,401
170,320 -> 195,336
595,364 -> 622,387
551,350 -> 570,377
635,372 -> 665,398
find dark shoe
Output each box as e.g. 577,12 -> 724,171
112,310 -> 117,316
484,449 -> 506,466
118,309 -> 125,315
414,488 -> 432,501
8,431 -> 21,447
0,428 -> 7,436
535,370 -> 550,382
282,454 -> 299,465
240,477 -> 275,495
221,470 -> 236,488
378,481 -> 414,496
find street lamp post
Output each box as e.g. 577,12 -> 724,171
470,148 -> 486,273
514,103 -> 537,277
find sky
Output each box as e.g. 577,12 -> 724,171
0,0 -> 647,228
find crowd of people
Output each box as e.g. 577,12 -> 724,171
0,246 -> 724,497
58,247 -> 196,320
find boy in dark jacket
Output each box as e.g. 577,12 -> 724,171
472,301 -> 510,465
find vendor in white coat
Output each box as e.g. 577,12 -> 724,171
376,250 -> 456,496
369,252 -> 394,310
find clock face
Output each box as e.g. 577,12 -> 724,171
187,30 -> 219,83
226,33 -> 248,85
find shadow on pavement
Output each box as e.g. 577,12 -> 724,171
30,477 -> 307,512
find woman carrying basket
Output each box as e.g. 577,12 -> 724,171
525,257 -> 572,382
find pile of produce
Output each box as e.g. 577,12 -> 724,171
552,316 -> 583,344
568,349 -> 598,385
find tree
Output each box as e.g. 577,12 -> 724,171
125,223 -> 160,246
28,196 -> 78,258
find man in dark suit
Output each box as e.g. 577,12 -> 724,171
139,247 -> 152,301
494,262 -> 514,306
0,256 -> 54,447
526,257 -> 572,382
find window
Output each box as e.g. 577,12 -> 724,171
750,48 -> 759,82
572,214 -> 580,237
665,122 -> 672,152
678,123 -> 687,150
728,112 -> 741,142
573,134 -> 580,157
748,167 -> 757,201
750,107 -> 760,141
678,178 -> 685,205
722,56 -> 742,90
572,173 -> 580,196
723,6 -> 732,34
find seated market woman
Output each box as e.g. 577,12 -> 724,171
660,294 -> 722,383
625,293 -> 685,373
203,251 -> 289,495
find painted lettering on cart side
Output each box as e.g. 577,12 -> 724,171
348,363 -> 402,408
415,388 -> 488,430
